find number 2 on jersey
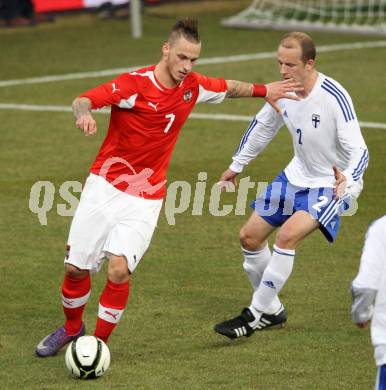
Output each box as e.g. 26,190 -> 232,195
164,113 -> 175,133
296,128 -> 303,145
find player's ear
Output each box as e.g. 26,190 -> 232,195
305,59 -> 314,71
162,42 -> 170,58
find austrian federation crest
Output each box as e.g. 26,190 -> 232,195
183,89 -> 192,102
312,113 -> 320,128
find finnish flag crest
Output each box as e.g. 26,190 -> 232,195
312,114 -> 320,128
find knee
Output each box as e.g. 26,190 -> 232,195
275,228 -> 297,249
64,264 -> 89,279
107,256 -> 130,284
239,226 -> 265,251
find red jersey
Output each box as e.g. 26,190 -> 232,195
80,65 -> 227,199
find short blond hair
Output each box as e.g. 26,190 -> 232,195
280,32 -> 316,64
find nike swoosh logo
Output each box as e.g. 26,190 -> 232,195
36,336 -> 49,350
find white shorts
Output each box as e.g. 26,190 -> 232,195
65,174 -> 163,273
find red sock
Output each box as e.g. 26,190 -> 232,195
94,279 -> 130,343
62,273 -> 91,335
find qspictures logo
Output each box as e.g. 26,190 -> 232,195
28,157 -> 358,226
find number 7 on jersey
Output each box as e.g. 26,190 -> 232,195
164,113 -> 175,133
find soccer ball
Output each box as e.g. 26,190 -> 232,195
65,336 -> 110,379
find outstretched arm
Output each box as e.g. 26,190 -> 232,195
217,103 -> 284,192
72,97 -> 98,136
225,79 -> 303,112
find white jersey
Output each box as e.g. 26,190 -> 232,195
231,73 -> 368,196
352,216 -> 386,366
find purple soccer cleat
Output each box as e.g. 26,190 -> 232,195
35,323 -> 85,357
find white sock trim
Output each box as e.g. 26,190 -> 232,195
241,244 -> 269,255
98,304 -> 124,324
62,291 -> 91,308
273,245 -> 295,257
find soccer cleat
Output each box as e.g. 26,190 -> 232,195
214,305 -> 287,339
35,323 -> 85,357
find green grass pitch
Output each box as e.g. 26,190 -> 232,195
0,1 -> 385,388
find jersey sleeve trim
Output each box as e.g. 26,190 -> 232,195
130,70 -> 163,91
351,148 -> 369,181
234,118 -> 258,156
116,93 -> 138,109
79,73 -> 137,109
230,104 -> 283,173
193,73 -> 227,104
321,79 -> 355,122
196,84 -> 226,104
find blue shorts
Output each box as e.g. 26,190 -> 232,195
376,364 -> 386,390
251,171 -> 350,243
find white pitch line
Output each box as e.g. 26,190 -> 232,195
0,103 -> 73,113
0,103 -> 385,130
191,112 -> 386,130
1,40 -> 386,87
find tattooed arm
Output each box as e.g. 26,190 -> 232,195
225,79 -> 302,112
225,80 -> 254,98
72,97 -> 97,136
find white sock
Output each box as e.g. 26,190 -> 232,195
242,244 -> 271,290
242,244 -> 282,314
251,245 -> 295,313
